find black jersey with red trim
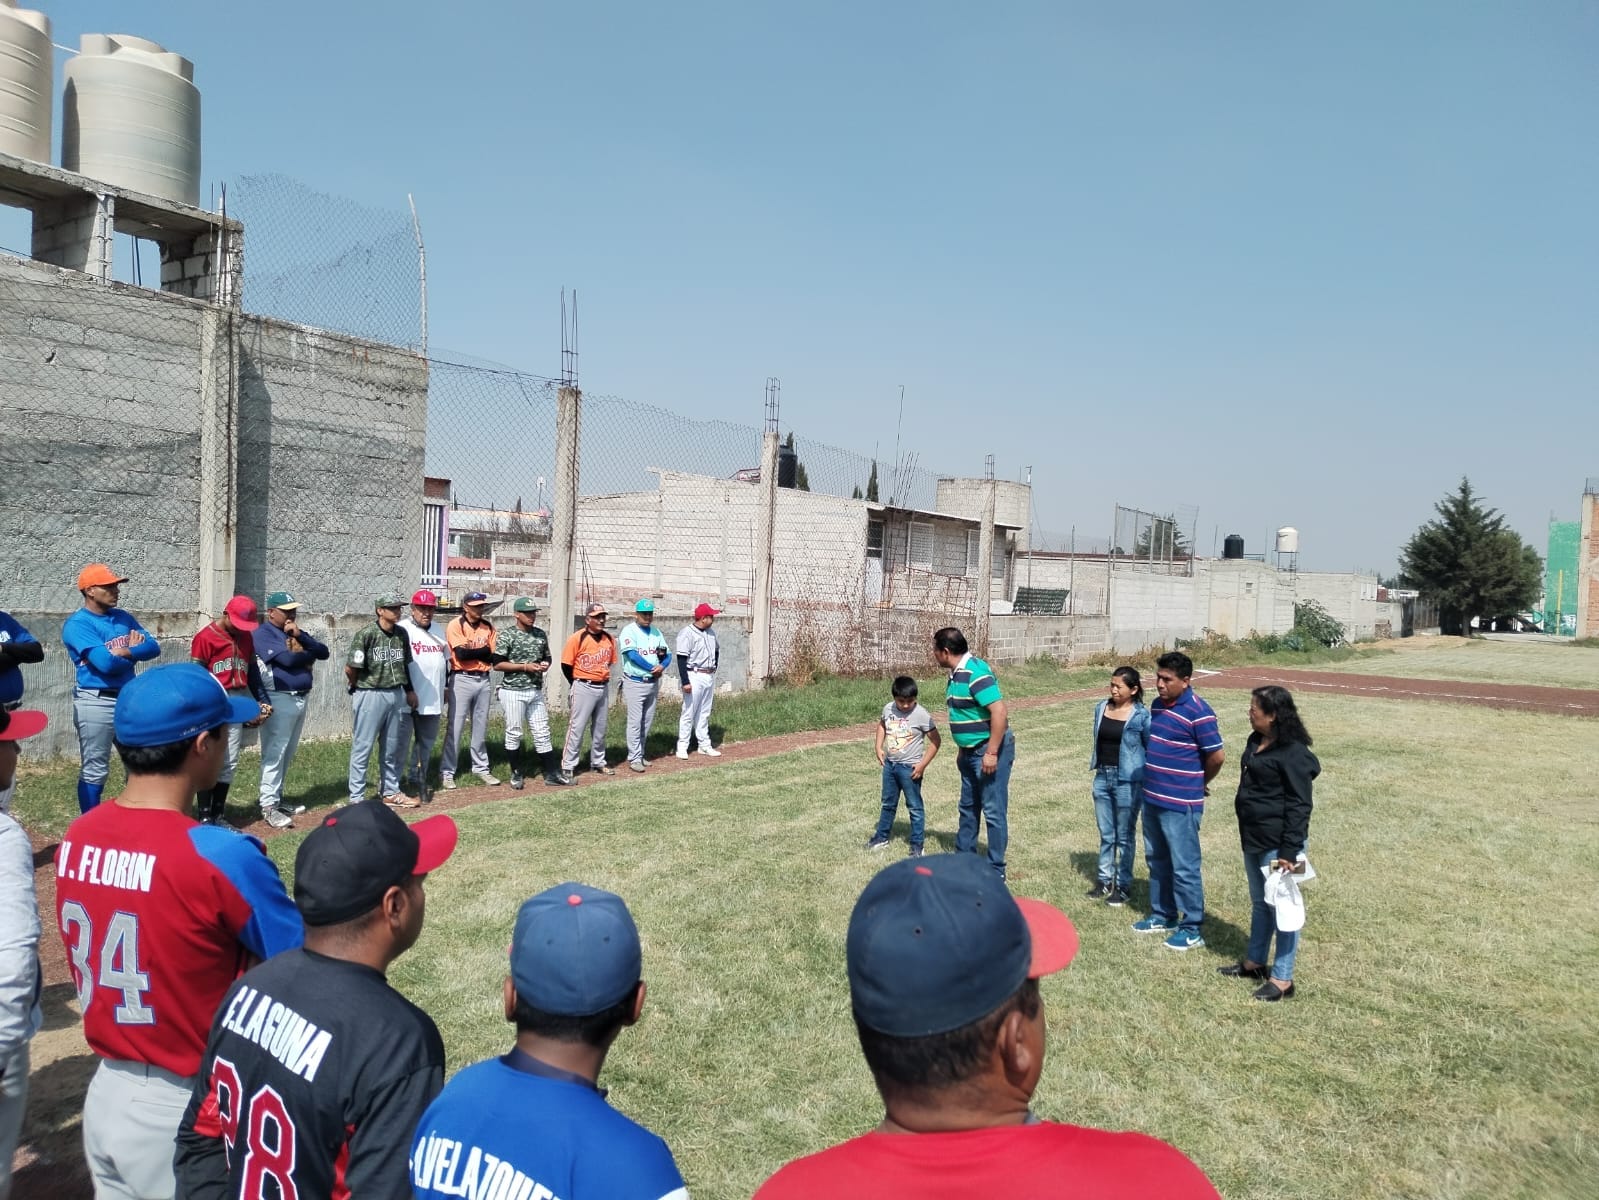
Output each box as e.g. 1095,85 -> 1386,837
174,947 -> 444,1200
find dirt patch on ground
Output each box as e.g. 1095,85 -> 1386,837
1197,666 -> 1599,717
18,669 -> 1587,1194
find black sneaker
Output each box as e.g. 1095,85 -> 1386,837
1105,886 -> 1130,907
509,771 -> 525,790
1085,881 -> 1113,900
907,844 -> 925,858
865,835 -> 891,851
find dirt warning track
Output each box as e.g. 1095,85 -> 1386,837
1194,666 -> 1599,718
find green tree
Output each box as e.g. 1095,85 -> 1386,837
1398,478 -> 1543,635
865,460 -> 880,502
782,431 -> 810,491
1132,514 -> 1189,560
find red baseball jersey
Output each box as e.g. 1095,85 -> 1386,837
191,622 -> 257,692
55,803 -> 303,1078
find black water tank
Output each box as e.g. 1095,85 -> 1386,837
777,445 -> 798,488
1223,533 -> 1245,559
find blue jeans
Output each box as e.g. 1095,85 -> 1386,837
1143,803 -> 1204,934
1245,848 -> 1299,981
954,730 -> 1014,876
873,761 -> 926,846
1091,768 -> 1142,890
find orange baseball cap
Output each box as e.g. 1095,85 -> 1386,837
77,563 -> 129,591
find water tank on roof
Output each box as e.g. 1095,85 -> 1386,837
1223,533 -> 1245,559
0,1 -> 51,163
1276,527 -> 1300,554
63,33 -> 201,207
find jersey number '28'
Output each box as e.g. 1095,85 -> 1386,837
59,901 -> 154,1024
209,1055 -> 301,1199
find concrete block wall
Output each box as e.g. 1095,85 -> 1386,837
1108,570 -> 1202,652
1579,492 -> 1598,639
233,317 -> 429,615
986,614 -> 1112,665
1292,570 -> 1382,641
0,254 -> 207,613
1197,559 -> 1293,639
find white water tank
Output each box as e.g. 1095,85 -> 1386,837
0,1 -> 51,163
1276,526 -> 1300,555
63,34 -> 201,207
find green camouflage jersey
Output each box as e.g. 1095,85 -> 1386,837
497,625 -> 552,690
347,622 -> 411,689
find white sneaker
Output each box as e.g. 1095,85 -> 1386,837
697,747 -> 722,757
675,749 -> 690,760
475,771 -> 502,786
261,806 -> 294,831
441,774 -> 457,791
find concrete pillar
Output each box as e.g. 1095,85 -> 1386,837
749,430 -> 780,686
548,385 -> 581,710
31,191 -> 114,280
973,480 -> 996,654
196,307 -> 238,619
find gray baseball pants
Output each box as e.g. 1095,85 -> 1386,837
82,1058 -> 195,1200
0,1043 -> 24,1200
622,677 -> 660,764
349,686 -> 407,803
442,672 -> 493,777
399,712 -> 444,785
562,680 -> 610,772
258,690 -> 309,811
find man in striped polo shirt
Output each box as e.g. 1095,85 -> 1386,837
933,627 -> 1013,879
1133,650 -> 1224,951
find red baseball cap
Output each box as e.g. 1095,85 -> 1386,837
411,589 -> 439,606
223,595 -> 260,631
694,603 -> 721,619
0,709 -> 47,742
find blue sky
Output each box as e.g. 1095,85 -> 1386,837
8,2 -> 1595,571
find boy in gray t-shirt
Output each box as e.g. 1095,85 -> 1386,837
868,676 -> 942,856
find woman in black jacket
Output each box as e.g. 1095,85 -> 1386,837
1218,685 -> 1319,1001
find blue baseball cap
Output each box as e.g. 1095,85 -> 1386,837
511,883 -> 642,1016
846,854 -> 1078,1037
114,664 -> 263,748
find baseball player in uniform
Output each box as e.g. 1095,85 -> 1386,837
0,603 -> 43,816
674,603 -> 721,758
252,590 -> 331,830
189,596 -> 273,826
618,599 -> 672,772
61,563 -> 162,813
53,664 -> 302,1199
0,706 -> 46,1200
442,591 -> 501,788
176,803 -> 456,1198
398,589 -> 452,803
345,596 -> 418,809
409,882 -> 688,1200
559,602 -> 619,783
495,598 -> 567,788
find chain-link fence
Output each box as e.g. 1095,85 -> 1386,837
1110,503 -> 1198,576
228,174 -> 423,350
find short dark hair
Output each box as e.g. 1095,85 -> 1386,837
114,729 -> 221,777
512,983 -> 639,1048
932,627 -> 968,656
891,675 -> 918,700
1155,650 -> 1193,679
854,979 -> 1040,1098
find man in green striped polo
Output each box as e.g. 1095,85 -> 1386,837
933,627 -> 1014,879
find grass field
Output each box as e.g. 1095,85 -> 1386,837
1320,635 -> 1599,690
16,642 -> 1599,1198
237,685 -> 1592,1200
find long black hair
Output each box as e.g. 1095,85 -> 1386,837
1252,685 -> 1312,746
1112,665 -> 1144,704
